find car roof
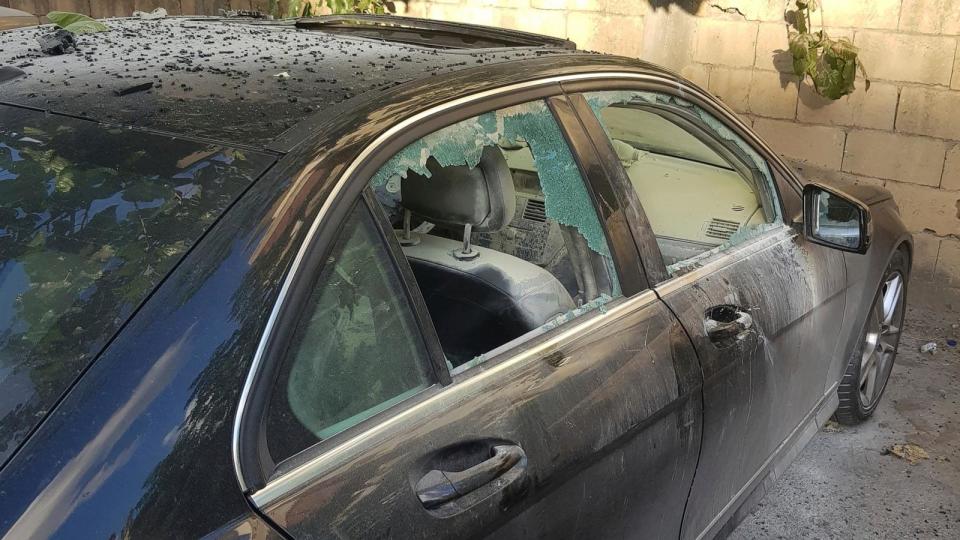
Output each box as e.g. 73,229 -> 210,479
0,16 -> 589,148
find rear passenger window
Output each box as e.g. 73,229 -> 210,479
581,91 -> 783,275
264,204 -> 434,463
369,99 -> 621,373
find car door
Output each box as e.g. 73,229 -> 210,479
564,82 -> 847,539
234,87 -> 703,539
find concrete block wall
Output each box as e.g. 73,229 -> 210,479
405,0 -> 960,289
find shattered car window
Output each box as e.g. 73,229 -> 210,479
371,99 -> 622,372
0,104 -> 274,464
582,91 -> 784,276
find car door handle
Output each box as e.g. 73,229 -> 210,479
704,304 -> 754,348
415,444 -> 525,509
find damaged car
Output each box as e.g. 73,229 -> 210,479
0,14 -> 910,539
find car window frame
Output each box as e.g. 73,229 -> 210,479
561,78 -> 799,285
233,77 -> 651,493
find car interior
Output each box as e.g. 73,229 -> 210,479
373,139 -> 617,370
596,103 -> 771,269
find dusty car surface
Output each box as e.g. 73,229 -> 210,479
0,15 -> 911,539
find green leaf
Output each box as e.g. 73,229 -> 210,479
47,11 -> 110,34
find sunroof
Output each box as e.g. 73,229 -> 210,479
295,15 -> 575,50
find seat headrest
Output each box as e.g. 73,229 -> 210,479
401,146 -> 516,233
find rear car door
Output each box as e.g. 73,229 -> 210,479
235,88 -> 703,538
565,82 -> 847,539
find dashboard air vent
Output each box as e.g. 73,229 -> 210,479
522,199 -> 547,222
704,218 -> 741,241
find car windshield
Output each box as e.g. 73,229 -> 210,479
0,105 -> 275,464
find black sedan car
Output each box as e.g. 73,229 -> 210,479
0,15 -> 910,540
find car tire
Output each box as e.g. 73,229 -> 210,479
835,247 -> 909,425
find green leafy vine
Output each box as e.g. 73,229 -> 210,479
787,0 -> 870,99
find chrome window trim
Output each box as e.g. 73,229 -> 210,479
231,69 -> 786,501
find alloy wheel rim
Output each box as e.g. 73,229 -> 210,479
859,272 -> 904,409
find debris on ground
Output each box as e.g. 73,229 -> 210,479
883,443 -> 930,464
274,72 -> 290,79
114,81 -> 153,97
947,339 -> 957,348
132,8 -> 167,19
822,419 -> 843,432
0,66 -> 25,85
920,342 -> 938,354
36,29 -> 76,55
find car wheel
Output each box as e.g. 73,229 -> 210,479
835,248 -> 909,425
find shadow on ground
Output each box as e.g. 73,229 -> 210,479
730,279 -> 960,538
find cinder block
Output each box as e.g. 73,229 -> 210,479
696,0 -> 785,22
952,47 -> 960,90
132,0 -> 182,15
855,31 -> 955,85
47,0 -> 89,13
899,0 -> 960,35
529,0 -> 564,8
884,180 -> 960,235
797,81 -> 897,131
754,22 -> 793,73
843,130 -> 947,187
941,145 -> 960,190
911,232 -> 941,283
567,11 -> 643,56
530,0 -> 642,12
748,70 -> 799,119
936,239 -> 960,287
498,8 -> 567,39
428,4 -> 501,27
708,67 -> 751,112
819,0 -> 902,30
602,0 -> 648,16
92,0 -> 136,17
897,87 -> 960,141
753,118 -> 846,170
9,1 -> 37,14
680,63 -> 710,89
693,18 -> 758,68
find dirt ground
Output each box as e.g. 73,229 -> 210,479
730,279 -> 960,538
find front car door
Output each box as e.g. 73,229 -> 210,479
564,79 -> 847,539
234,83 -> 703,538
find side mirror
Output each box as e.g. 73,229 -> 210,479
802,183 -> 872,254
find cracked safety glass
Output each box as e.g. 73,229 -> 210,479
370,99 -> 622,373
582,91 -> 784,276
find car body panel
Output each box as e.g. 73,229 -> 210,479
657,227 -> 846,539
0,16 -> 914,540
259,291 -> 701,539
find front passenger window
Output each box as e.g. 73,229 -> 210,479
369,99 -> 622,373
582,91 -> 783,275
